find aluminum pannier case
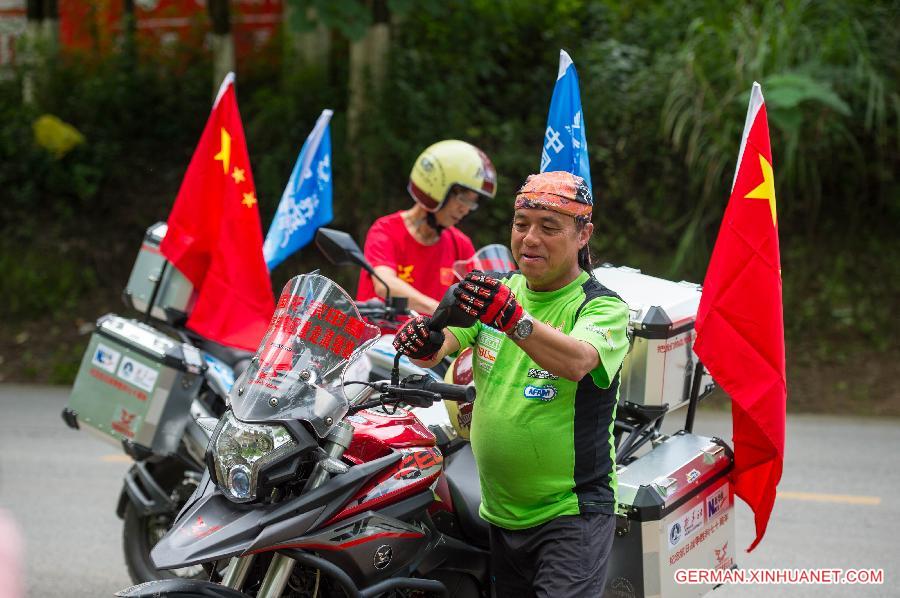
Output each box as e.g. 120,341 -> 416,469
593,265 -> 715,411
63,314 -> 206,455
123,221 -> 196,324
604,432 -> 736,598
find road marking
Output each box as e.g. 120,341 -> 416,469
778,491 -> 881,505
101,454 -> 132,463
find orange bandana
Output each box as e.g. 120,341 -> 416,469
514,171 -> 593,219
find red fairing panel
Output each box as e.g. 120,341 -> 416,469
326,446 -> 444,526
343,407 -> 436,464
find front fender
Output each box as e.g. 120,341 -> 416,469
152,453 -> 401,570
116,578 -> 251,597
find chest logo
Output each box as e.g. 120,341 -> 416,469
397,265 -> 414,283
439,267 -> 455,286
527,368 -> 559,380
524,385 -> 558,402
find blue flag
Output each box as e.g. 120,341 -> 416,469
263,109 -> 334,270
541,50 -> 592,195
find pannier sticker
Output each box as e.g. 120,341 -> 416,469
668,520 -> 683,549
668,503 -> 705,550
117,357 -> 159,393
706,483 -> 729,519
110,406 -> 139,438
682,503 -> 705,538
714,541 -> 733,569
92,343 -> 121,374
686,468 -> 701,484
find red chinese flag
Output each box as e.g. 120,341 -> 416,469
694,83 -> 786,552
160,73 -> 274,351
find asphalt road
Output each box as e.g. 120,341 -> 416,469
0,385 -> 897,597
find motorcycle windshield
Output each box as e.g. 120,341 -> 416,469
231,274 -> 380,437
453,244 -> 517,280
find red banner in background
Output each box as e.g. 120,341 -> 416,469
0,0 -> 282,65
0,1 -> 26,67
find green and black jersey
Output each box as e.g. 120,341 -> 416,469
448,270 -> 630,530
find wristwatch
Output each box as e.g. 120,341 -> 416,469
506,312 -> 534,341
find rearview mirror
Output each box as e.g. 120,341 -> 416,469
315,228 -> 373,274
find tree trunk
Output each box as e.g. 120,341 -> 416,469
21,0 -> 44,103
283,3 -> 330,74
347,0 -> 389,143
41,0 -> 58,52
121,0 -> 137,67
207,0 -> 234,96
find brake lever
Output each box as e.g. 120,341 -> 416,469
382,386 -> 442,404
348,385 -> 440,414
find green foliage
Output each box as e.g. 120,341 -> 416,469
304,0 -> 896,348
2,0 -> 897,377
0,244 -> 97,320
659,0 -> 898,270
0,42 -> 210,324
285,0 -> 442,40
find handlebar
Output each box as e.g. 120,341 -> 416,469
347,374 -> 475,414
354,297 -> 411,322
412,377 -> 476,403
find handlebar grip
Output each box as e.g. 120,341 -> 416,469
421,379 -> 475,403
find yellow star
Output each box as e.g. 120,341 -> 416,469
744,153 -> 777,227
397,265 -> 414,283
213,127 -> 231,175
231,167 -> 245,184
241,192 -> 257,208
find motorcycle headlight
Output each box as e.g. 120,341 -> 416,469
211,411 -> 298,502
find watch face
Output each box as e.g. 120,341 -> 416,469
516,318 -> 534,338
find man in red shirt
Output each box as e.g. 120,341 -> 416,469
357,140 -> 497,314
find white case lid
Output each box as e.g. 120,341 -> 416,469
592,264 -> 702,329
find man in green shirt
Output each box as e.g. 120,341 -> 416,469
393,171 -> 630,597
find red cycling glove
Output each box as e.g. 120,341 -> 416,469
453,271 -> 523,333
393,315 -> 445,360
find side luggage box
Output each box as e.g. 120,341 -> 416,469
122,222 -> 196,325
593,265 -> 715,412
62,314 -> 205,455
604,433 -> 736,598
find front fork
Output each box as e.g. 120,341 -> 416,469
220,421 -> 356,595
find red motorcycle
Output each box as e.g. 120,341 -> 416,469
116,272 -> 490,598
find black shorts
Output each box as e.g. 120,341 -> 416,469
490,511 -> 615,598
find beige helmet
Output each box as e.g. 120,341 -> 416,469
407,140 -> 497,212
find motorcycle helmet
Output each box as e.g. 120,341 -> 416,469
407,140 -> 497,212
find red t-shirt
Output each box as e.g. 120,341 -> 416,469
356,211 -> 476,310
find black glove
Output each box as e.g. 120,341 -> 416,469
393,315 -> 445,360
453,271 -> 523,333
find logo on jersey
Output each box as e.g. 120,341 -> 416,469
527,368 -> 559,380
475,328 -> 504,373
587,324 -> 616,349
524,385 -> 557,402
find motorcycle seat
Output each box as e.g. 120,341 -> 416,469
443,442 -> 490,549
187,333 -> 254,376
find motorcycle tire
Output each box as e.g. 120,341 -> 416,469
121,462 -> 205,584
